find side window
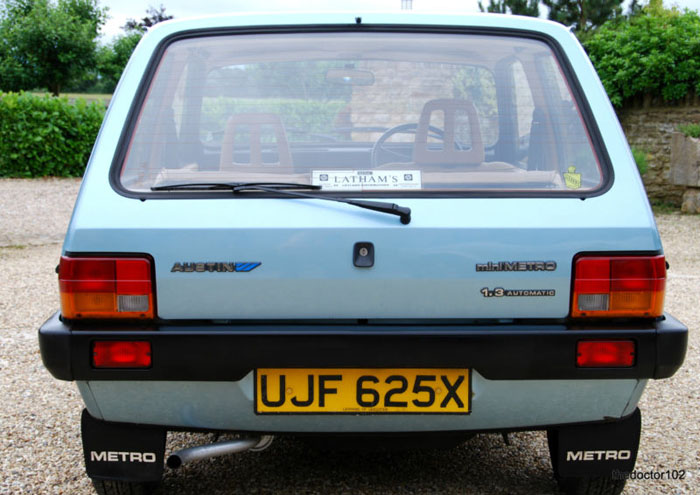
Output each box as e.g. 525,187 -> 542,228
200,62 -> 352,146
511,61 -> 535,149
452,67 -> 498,147
537,54 -> 601,186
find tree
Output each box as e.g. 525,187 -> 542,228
88,5 -> 173,93
626,0 -> 644,17
94,31 -> 143,93
584,2 -> 700,106
0,0 -> 106,95
124,4 -> 172,32
478,0 -> 540,16
542,0 -> 624,33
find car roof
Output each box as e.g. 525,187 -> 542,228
132,12 -> 584,79
142,11 -> 575,43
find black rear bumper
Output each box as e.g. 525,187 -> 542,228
38,312 -> 687,382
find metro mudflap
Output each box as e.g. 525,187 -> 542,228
38,312 -> 688,382
548,408 -> 641,477
81,409 -> 166,482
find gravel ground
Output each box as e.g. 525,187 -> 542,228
0,178 -> 697,494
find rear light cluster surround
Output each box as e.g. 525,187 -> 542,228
570,253 -> 665,318
59,254 -> 156,319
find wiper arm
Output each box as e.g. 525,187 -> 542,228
150,181 -> 411,225
151,182 -> 321,192
232,184 -> 411,225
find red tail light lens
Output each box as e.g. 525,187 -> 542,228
59,256 -> 154,319
93,341 -> 152,368
571,255 -> 665,318
576,340 -> 635,367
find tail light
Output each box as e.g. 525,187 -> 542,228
571,255 -> 665,318
59,256 -> 154,319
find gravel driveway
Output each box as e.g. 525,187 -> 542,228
1,178 -> 697,494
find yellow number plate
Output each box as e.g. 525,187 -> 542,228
255,368 -> 470,414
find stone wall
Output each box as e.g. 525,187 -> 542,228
618,104 -> 700,205
671,133 -> 700,213
349,62 -> 457,141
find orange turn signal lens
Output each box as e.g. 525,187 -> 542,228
59,256 -> 154,319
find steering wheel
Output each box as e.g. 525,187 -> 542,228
370,123 -> 445,167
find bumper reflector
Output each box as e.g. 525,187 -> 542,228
93,341 -> 152,368
576,340 -> 635,368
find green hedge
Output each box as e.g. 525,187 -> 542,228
201,97 -> 347,142
584,8 -> 700,107
0,92 -> 105,177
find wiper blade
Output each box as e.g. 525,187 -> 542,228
150,181 -> 411,225
232,184 -> 411,225
151,182 -> 321,191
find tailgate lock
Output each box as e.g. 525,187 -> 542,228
353,242 -> 374,268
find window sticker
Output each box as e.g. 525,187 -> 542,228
564,166 -> 582,190
312,170 -> 422,191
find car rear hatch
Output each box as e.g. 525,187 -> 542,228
62,24 -> 663,322
63,190 -> 662,321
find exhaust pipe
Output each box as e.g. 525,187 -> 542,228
167,435 -> 274,469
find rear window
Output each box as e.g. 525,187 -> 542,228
118,31 -> 605,194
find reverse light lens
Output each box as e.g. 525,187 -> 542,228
117,295 -> 150,312
571,255 -> 665,318
93,341 -> 152,368
59,256 -> 154,319
577,293 -> 609,311
576,340 -> 635,367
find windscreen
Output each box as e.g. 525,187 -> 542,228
119,31 -> 604,194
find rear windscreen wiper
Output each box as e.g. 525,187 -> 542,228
151,182 -> 411,225
151,182 -> 320,192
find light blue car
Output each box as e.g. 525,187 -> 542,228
39,12 -> 687,495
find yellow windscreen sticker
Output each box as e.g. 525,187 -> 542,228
564,166 -> 582,190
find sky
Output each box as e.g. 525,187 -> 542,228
99,0 -> 700,41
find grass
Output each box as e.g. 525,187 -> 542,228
678,123 -> 700,138
0,244 -> 27,254
631,147 -> 648,175
651,201 -> 681,214
30,91 -> 111,106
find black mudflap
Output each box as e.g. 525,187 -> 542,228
81,409 -> 166,483
548,408 -> 641,478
